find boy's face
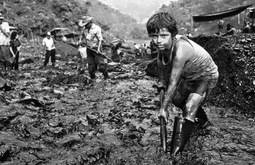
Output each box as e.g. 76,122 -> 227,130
150,28 -> 173,50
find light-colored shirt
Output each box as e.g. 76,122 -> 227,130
83,23 -> 103,47
42,37 -> 55,51
176,35 -> 218,81
0,21 -> 10,45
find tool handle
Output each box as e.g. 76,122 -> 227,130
159,89 -> 167,152
159,116 -> 167,152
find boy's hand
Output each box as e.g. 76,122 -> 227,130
159,108 -> 169,123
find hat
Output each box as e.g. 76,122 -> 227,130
0,13 -> 4,19
78,16 -> 93,27
111,38 -> 122,45
47,31 -> 51,36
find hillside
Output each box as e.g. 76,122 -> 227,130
0,0 -> 138,39
158,0 -> 254,35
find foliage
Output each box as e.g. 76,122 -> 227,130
0,0 -> 138,40
158,0 -> 254,35
2,0 -> 253,40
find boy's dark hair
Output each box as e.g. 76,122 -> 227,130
10,31 -> 18,40
146,12 -> 178,36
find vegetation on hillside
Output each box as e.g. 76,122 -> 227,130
158,0 -> 254,35
0,0 -> 143,40
0,0 -> 254,40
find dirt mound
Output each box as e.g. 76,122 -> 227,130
145,34 -> 255,115
193,34 -> 255,114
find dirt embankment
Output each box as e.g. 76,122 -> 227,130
192,34 -> 255,115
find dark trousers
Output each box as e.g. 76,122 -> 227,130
87,48 -> 108,79
44,49 -> 56,66
12,52 -> 19,70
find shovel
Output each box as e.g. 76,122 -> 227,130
159,89 -> 167,152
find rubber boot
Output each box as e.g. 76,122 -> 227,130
170,116 -> 195,156
196,107 -> 212,129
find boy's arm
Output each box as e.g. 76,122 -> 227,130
161,51 -> 185,111
160,41 -> 190,120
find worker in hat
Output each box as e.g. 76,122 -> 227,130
0,12 -> 12,69
78,16 -> 108,79
0,13 -> 10,46
42,31 -> 56,67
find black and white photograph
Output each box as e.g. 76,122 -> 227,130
0,0 -> 254,164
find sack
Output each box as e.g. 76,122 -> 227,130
78,47 -> 87,59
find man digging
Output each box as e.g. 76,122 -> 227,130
78,16 -> 108,79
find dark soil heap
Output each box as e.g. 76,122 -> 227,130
192,34 -> 255,115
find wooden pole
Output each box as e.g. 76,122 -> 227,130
190,14 -> 193,33
238,14 -> 240,25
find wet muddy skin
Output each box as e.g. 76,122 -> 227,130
0,39 -> 255,165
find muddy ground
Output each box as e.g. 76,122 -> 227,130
0,37 -> 255,165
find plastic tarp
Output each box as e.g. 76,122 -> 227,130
193,4 -> 252,22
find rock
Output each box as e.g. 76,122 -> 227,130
0,77 -> 6,89
15,98 -> 45,107
53,89 -> 64,95
86,114 -> 99,126
113,73 -> 133,80
0,110 -> 21,128
23,73 -> 31,78
56,133 -> 81,147
19,57 -> 34,64
47,126 -> 66,137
